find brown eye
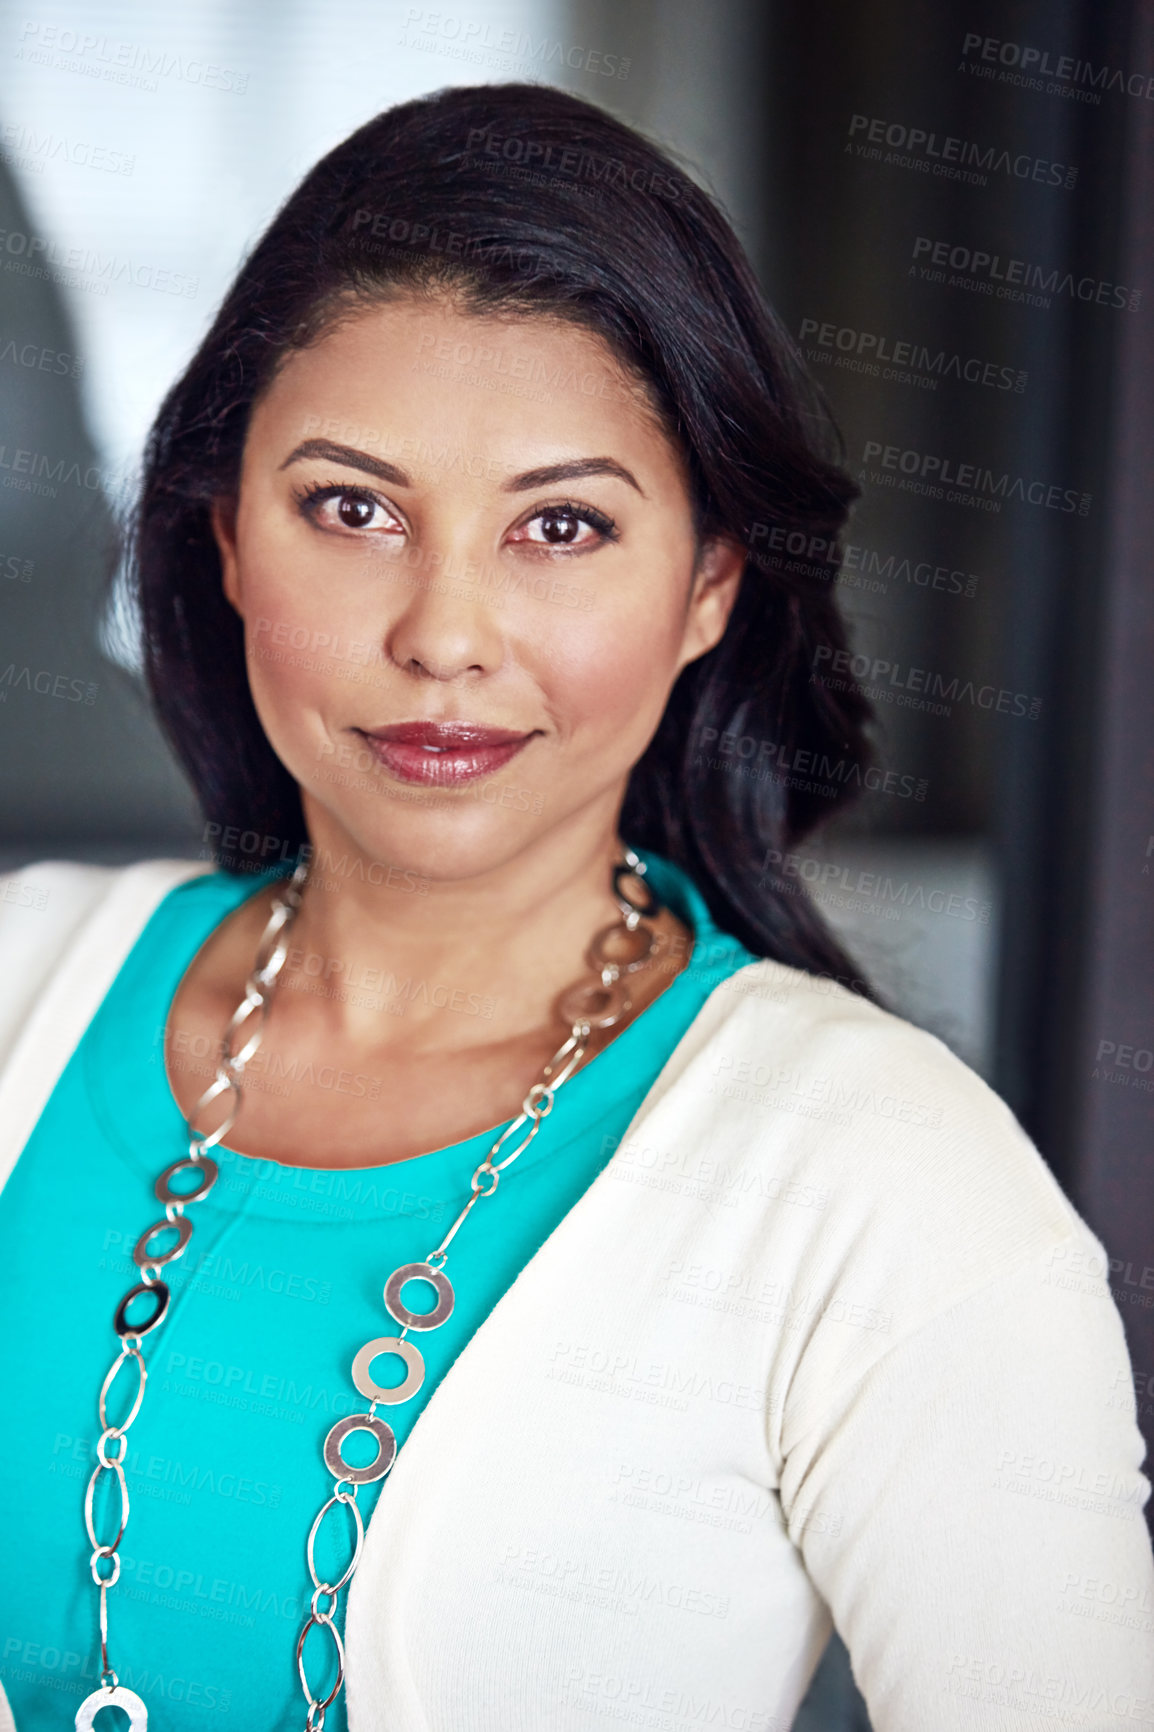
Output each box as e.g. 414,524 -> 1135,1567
338,495 -> 376,529
296,483 -> 403,538
506,498 -> 617,552
539,510 -> 580,543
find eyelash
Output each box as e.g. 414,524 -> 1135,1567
293,480 -> 395,526
522,498 -> 619,545
292,480 -> 619,547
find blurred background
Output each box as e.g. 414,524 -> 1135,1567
0,0 -> 1151,1722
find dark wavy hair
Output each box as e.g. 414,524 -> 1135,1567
133,81 -> 876,987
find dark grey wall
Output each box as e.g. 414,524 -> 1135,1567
0,159 -> 200,861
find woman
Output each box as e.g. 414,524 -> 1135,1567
0,81 -> 1150,1732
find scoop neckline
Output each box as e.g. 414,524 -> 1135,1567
140,848 -> 740,1194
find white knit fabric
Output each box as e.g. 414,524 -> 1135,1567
2,862 -> 1152,1732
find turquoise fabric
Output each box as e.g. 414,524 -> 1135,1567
0,850 -> 758,1729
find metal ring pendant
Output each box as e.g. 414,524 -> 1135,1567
84,1460 -> 129,1554
113,1281 -> 170,1338
75,1684 -> 148,1729
322,1414 -> 397,1485
351,1336 -> 425,1405
589,920 -> 661,975
557,978 -> 630,1031
613,860 -> 660,918
383,1262 -> 455,1331
296,1612 -> 345,1716
306,1492 -> 364,1594
98,1347 -> 147,1434
154,1155 -> 218,1206
132,1214 -> 193,1270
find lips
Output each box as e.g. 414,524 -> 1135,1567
357,720 -> 536,786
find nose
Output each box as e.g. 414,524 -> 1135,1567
383,550 -> 506,682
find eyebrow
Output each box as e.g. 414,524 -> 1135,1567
279,439 -> 407,484
279,439 -> 644,497
502,458 -> 644,497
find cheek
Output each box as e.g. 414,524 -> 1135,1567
234,544 -> 362,758
544,591 -> 687,752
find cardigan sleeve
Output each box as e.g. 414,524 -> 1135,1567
0,858 -> 210,1197
0,860 -> 116,1061
778,1222 -> 1154,1731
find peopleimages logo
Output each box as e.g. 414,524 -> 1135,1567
399,8 -> 630,79
695,725 -> 929,800
812,645 -> 1041,721
0,227 -> 198,298
460,128 -> 682,201
846,113 -> 1077,189
17,21 -> 249,93
0,123 -> 135,176
0,443 -> 112,500
761,850 -> 992,924
799,316 -> 1026,392
960,33 -> 1154,102
748,524 -> 980,599
0,336 -> 83,378
0,665 -> 98,704
859,438 -> 1091,517
910,237 -> 1141,312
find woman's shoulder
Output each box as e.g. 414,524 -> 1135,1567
648,953 -> 1089,1281
637,958 -> 1116,1453
671,949 -> 1009,1112
0,856 -> 213,1061
0,854 -> 213,945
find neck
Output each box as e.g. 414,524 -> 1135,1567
280,799 -> 642,1049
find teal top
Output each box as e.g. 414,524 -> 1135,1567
0,851 -> 759,1730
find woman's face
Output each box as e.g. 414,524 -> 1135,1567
213,296 -> 744,883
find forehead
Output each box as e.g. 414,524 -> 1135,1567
249,296 -> 682,488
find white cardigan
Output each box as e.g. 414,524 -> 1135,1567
2,860 -> 1153,1732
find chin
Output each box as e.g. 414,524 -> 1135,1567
304,788 -> 555,887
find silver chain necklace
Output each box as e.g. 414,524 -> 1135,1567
75,845 -> 664,1731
